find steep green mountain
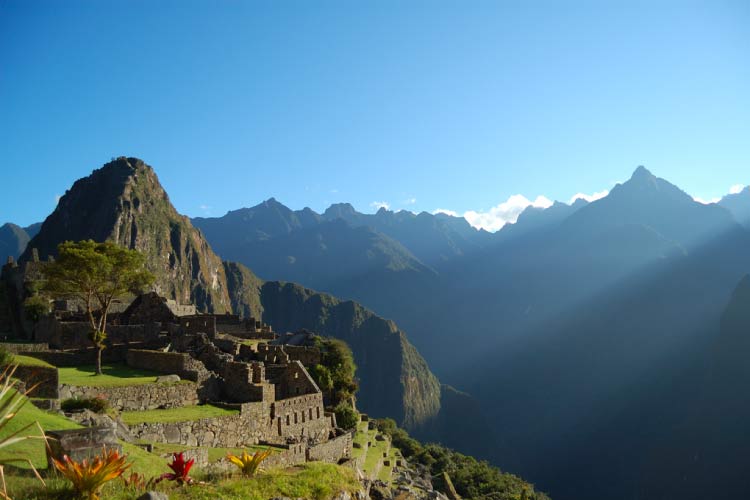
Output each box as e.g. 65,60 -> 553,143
719,186 -> 750,227
0,223 -> 32,261
20,157 -> 233,312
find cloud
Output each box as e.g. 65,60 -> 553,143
329,188 -> 339,194
370,201 -> 390,211
433,208 -> 458,217
693,196 -> 720,205
464,194 -> 553,232
198,204 -> 212,214
54,194 -> 62,204
569,189 -> 609,203
404,197 -> 417,205
729,184 -> 745,195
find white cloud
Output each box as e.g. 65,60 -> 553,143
464,194 -> 553,232
569,189 -> 609,203
729,184 -> 745,195
432,208 -> 458,217
404,197 -> 417,205
199,204 -> 212,214
54,194 -> 62,203
330,188 -> 339,194
370,201 -> 390,211
693,196 -> 720,205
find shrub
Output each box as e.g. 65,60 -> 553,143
23,295 -> 49,323
0,345 -> 11,368
333,402 -> 359,430
227,448 -> 273,476
52,448 -> 131,500
61,397 -> 109,414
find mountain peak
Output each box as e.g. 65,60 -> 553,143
631,165 -> 655,181
324,202 -> 357,215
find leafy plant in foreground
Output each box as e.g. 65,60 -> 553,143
51,448 -> 131,500
158,452 -> 194,485
121,471 -> 152,492
227,448 -> 273,476
0,364 -> 48,500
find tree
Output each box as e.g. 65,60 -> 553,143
42,240 -> 154,375
310,364 -> 334,402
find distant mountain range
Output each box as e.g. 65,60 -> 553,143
7,161 -> 750,499
0,222 -> 41,262
185,166 -> 750,500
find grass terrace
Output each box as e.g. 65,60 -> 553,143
11,355 -> 54,368
147,442 -> 280,462
0,389 -> 163,476
6,462 -> 360,500
121,404 -> 239,425
58,364 -> 166,387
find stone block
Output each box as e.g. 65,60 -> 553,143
46,426 -> 121,466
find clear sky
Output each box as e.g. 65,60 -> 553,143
1,0 -> 749,230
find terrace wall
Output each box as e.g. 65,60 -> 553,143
13,364 -> 58,398
59,381 -> 199,411
308,432 -> 353,463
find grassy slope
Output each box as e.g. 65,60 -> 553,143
57,364 -> 165,387
8,462 -> 360,500
12,355 -> 54,368
120,404 -> 239,425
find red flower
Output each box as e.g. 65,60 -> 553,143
158,452 -> 194,485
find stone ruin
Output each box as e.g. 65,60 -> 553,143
0,267 -> 353,468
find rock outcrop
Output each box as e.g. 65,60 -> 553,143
20,157 -> 231,312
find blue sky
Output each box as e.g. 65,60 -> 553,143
1,0 -> 749,230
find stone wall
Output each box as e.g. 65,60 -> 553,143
13,364 -> 58,398
222,362 -> 275,404
256,344 -> 321,366
128,410 -> 271,448
35,318 -> 161,349
180,315 -> 216,337
308,432 -> 353,463
272,392 -> 329,443
59,381 -> 199,411
126,349 -> 210,382
267,361 -> 320,399
0,342 -> 49,353
23,343 -> 147,367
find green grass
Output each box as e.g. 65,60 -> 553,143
0,389 -> 80,469
58,364 -> 164,387
11,355 -> 54,368
121,404 -> 239,425
147,442 -> 279,463
5,462 -> 360,500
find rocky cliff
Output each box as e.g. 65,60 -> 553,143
224,261 -> 441,429
20,157 -> 231,312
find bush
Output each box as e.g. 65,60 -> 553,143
0,345 -> 11,368
333,402 -> 359,430
61,397 -> 109,414
23,295 -> 49,323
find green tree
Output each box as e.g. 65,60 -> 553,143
310,364 -> 334,401
42,240 -> 154,375
333,401 -> 359,430
320,338 -> 358,405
